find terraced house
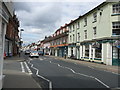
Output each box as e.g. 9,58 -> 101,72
43,24 -> 69,57
68,1 -> 120,66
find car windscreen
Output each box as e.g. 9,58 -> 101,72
31,51 -> 38,53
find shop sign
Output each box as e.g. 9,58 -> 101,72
92,42 -> 100,48
114,40 -> 120,48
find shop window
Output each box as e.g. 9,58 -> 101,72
113,46 -> 120,59
85,45 -> 89,57
95,44 -> 102,58
113,3 -> 120,14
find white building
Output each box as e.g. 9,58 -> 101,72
0,1 -> 14,89
68,1 -> 120,65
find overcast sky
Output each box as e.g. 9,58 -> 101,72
14,0 -> 105,45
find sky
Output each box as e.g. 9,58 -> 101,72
14,0 -> 105,46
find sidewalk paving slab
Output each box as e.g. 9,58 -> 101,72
3,56 -> 42,89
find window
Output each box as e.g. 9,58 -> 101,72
70,35 -> 72,41
95,44 -> 102,58
69,26 -> 72,33
60,29 -> 62,34
113,3 -> 120,14
93,12 -> 97,22
113,46 -> 120,59
73,34 -> 74,41
93,27 -> 97,37
77,33 -> 80,42
112,22 -> 120,35
84,30 -> 87,39
113,22 -> 120,29
84,17 -> 87,27
73,25 -> 75,31
77,22 -> 80,28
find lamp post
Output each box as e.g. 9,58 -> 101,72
19,29 -> 24,57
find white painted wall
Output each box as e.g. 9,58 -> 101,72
68,47 -> 71,57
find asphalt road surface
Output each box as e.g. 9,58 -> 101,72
24,55 -> 119,89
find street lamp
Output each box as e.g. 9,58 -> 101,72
20,29 -> 24,40
19,29 -> 24,57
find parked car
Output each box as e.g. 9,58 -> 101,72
29,51 -> 39,58
38,51 -> 44,56
25,50 -> 31,55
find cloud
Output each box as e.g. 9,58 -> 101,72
14,0 -> 105,45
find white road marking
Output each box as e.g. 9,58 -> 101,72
39,58 -> 43,61
74,63 -> 77,65
29,58 -> 33,61
103,70 -> 119,75
20,62 -> 25,72
49,60 -> 110,88
24,62 -> 32,75
28,60 -> 52,90
88,66 -> 94,69
95,78 -> 110,88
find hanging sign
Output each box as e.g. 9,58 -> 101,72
92,42 -> 100,48
114,40 -> 120,49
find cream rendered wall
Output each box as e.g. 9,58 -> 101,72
55,49 -> 57,56
68,22 -> 77,44
73,47 -> 76,57
102,43 -> 107,64
79,3 -> 112,42
68,47 -> 71,57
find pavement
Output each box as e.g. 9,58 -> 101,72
2,55 -> 42,89
47,55 -> 120,74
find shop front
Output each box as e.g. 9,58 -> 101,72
112,40 -> 120,66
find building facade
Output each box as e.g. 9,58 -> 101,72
0,1 -> 14,89
42,24 -> 69,57
68,1 -> 120,65
5,14 -> 20,57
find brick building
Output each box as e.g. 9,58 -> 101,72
5,14 -> 20,56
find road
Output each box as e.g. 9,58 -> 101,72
24,55 -> 119,89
